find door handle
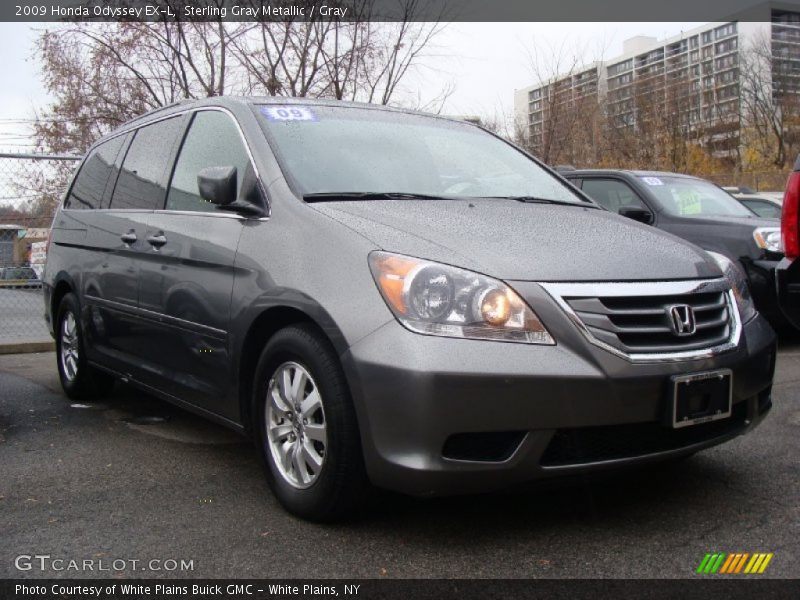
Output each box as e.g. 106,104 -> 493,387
147,233 -> 168,248
120,230 -> 137,245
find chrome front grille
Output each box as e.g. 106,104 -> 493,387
567,290 -> 731,353
541,280 -> 741,361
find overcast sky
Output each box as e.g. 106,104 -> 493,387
0,21 -> 702,152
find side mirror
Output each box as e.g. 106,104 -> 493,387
198,166 -> 237,206
619,206 -> 653,224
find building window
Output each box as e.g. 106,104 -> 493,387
718,100 -> 737,115
714,23 -> 737,40
717,84 -> 739,100
772,10 -> 800,24
702,31 -> 713,44
716,69 -> 738,85
715,38 -> 737,54
715,54 -> 737,69
608,59 -> 632,76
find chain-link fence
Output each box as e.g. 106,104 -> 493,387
0,153 -> 80,344
705,170 -> 790,193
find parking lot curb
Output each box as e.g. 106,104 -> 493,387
0,341 -> 55,355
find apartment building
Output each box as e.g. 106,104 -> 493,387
524,63 -> 603,150
514,8 -> 800,159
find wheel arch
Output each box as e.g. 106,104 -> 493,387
50,272 -> 78,325
235,298 -> 350,435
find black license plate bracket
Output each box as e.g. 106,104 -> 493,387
671,369 -> 732,429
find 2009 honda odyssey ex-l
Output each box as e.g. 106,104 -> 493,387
44,98 -> 776,521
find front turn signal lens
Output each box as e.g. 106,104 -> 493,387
370,253 -> 417,315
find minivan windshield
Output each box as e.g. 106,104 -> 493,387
258,105 -> 590,205
639,175 -> 754,218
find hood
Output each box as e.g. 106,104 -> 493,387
660,213 -> 781,261
312,199 -> 721,282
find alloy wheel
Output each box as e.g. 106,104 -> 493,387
60,312 -> 79,382
265,361 -> 327,489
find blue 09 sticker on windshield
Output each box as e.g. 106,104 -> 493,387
642,176 -> 664,186
261,106 -> 317,122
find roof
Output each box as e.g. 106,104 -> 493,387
563,168 -> 700,180
93,96 -> 474,153
123,96 -> 464,129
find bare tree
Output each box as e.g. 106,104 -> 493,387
740,30 -> 800,169
34,1 -> 451,155
519,35 -> 610,166
521,39 -> 583,164
34,17 -> 248,153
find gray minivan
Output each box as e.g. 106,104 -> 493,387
44,98 -> 776,521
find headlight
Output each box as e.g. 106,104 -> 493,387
707,251 -> 757,323
753,227 -> 782,253
368,252 -> 554,344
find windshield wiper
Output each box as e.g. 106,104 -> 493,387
493,195 -> 596,207
304,192 -> 448,202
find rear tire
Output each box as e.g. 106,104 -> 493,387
252,324 -> 369,521
55,293 -> 115,400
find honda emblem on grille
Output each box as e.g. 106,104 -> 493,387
667,304 -> 696,336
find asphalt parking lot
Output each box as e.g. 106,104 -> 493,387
1,338 -> 799,579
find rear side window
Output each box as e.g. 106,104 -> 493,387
110,117 -> 183,210
166,111 -> 253,212
65,136 -> 125,210
581,179 -> 648,213
740,199 -> 781,219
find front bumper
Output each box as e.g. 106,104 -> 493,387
342,304 -> 776,497
776,256 -> 800,329
743,257 -> 783,326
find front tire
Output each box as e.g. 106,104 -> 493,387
253,324 -> 368,521
55,293 -> 115,400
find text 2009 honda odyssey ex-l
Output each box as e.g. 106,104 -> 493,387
44,98 -> 776,521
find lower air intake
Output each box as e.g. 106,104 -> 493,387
540,401 -> 748,467
442,431 -> 526,462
